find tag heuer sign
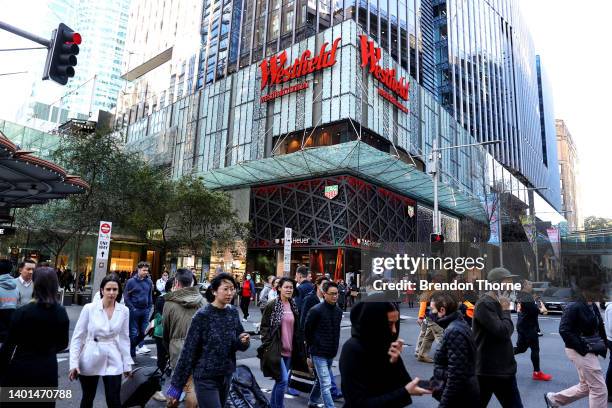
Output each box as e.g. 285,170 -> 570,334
324,185 -> 338,199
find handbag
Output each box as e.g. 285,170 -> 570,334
582,334 -> 606,356
582,305 -> 607,356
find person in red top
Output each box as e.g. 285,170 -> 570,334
240,274 -> 256,322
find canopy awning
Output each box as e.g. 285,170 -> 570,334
0,131 -> 88,208
202,141 -> 487,222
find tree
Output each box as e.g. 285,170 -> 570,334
170,176 -> 250,261
584,216 -> 612,231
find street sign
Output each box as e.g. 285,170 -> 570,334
283,227 -> 292,276
96,222 -> 112,260
93,221 -> 112,293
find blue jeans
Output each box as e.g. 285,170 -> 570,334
129,307 -> 150,357
271,356 -> 291,408
194,374 -> 233,408
309,356 -> 335,408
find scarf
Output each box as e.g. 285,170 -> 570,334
270,298 -> 299,334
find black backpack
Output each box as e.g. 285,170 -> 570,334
226,365 -> 271,408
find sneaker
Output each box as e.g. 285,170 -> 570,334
242,318 -> 248,322
286,387 -> 300,396
152,391 -> 166,402
544,392 -> 558,408
332,392 -> 344,401
138,345 -> 151,353
417,355 -> 434,363
538,330 -> 544,337
533,371 -> 552,381
135,347 -> 149,356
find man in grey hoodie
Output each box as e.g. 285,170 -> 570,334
163,268 -> 206,408
0,259 -> 18,347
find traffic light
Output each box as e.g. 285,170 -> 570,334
43,23 -> 81,85
430,233 -> 445,256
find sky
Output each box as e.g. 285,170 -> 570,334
520,0 -> 612,219
1,0 -> 610,219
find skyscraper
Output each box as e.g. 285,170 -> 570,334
432,0 -> 555,205
14,0 -> 131,130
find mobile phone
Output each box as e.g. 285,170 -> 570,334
417,380 -> 432,390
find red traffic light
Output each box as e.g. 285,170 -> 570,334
71,32 -> 82,44
430,233 -> 444,243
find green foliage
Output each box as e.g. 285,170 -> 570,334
583,216 -> 612,231
13,131 -> 249,267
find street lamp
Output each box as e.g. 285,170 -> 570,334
428,139 -> 501,234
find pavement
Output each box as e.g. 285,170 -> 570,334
51,304 -> 612,407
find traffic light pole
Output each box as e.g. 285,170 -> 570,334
0,21 -> 50,48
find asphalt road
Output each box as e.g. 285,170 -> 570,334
49,305 -> 612,408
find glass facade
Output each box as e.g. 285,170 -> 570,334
197,0 -> 436,93
432,0 -> 556,209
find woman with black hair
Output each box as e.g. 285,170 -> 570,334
259,277 -> 307,408
69,273 -> 132,408
166,272 -> 250,408
0,267 -> 70,407
340,300 -> 431,407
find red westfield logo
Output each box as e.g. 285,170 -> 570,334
259,38 -> 341,90
359,35 -> 409,101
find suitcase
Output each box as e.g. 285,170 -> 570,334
120,366 -> 163,408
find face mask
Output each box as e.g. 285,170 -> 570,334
246,275 -> 251,280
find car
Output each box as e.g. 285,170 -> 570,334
539,287 -> 574,313
531,281 -> 553,295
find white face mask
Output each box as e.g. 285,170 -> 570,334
246,275 -> 251,280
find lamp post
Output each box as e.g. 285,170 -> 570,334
428,139 -> 501,234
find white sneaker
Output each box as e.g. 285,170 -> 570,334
152,391 -> 166,402
242,318 -> 248,322
140,345 -> 151,353
135,346 -> 150,355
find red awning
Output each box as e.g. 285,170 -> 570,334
0,131 -> 88,208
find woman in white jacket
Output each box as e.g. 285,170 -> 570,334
69,273 -> 133,408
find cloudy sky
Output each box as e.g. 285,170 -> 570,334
1,0 -> 610,219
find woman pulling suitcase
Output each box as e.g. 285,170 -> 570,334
69,273 -> 133,408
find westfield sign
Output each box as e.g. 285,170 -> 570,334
259,38 -> 341,102
359,35 -> 410,103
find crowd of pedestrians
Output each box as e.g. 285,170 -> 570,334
1,257 -> 612,408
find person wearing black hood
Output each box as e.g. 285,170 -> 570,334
429,291 -> 480,407
339,299 -> 431,407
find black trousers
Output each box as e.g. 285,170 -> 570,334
478,375 -> 523,408
514,334 -> 540,372
194,374 -> 233,408
154,336 -> 168,373
79,374 -> 122,408
240,296 -> 251,319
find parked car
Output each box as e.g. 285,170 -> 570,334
540,287 -> 574,313
531,281 -> 553,295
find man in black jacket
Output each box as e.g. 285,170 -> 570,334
430,291 -> 480,408
304,281 -> 343,408
473,267 -> 523,408
514,280 -> 552,381
301,276 -> 330,332
295,266 -> 314,314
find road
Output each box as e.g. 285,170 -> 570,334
51,304 -> 610,408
